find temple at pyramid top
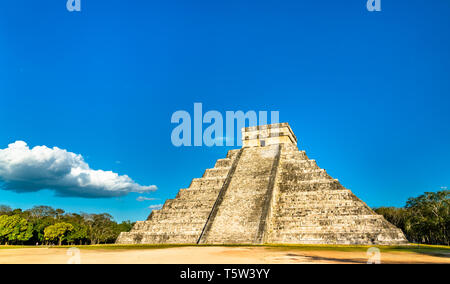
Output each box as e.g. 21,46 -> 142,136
242,122 -> 297,147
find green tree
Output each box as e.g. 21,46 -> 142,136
376,189 -> 449,245
12,208 -> 23,215
32,217 -> 55,244
44,222 -> 74,246
0,215 -> 33,245
0,205 -> 135,245
406,190 -> 449,245
116,221 -> 134,233
0,215 -> 10,244
65,223 -> 88,245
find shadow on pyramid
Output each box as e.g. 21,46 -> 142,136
117,123 -> 407,245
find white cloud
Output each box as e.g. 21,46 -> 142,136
136,196 -> 158,202
148,204 -> 163,210
0,141 -> 157,198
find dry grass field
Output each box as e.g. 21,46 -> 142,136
1,244 -> 449,264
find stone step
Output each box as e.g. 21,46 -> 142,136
272,214 -> 382,221
270,227 -> 398,234
226,149 -> 241,159
271,220 -> 391,231
278,190 -> 351,198
134,228 -> 202,235
271,225 -> 391,232
148,216 -> 208,224
279,178 -> 339,184
277,194 -> 356,202
273,207 -> 374,217
268,230 -> 407,245
274,201 -> 368,209
280,159 -> 318,168
280,171 -> 332,180
214,158 -> 232,168
175,189 -> 221,201
160,198 -> 216,211
117,232 -> 199,244
278,183 -> 345,193
152,208 -> 212,215
132,223 -> 204,234
149,210 -> 211,222
280,151 -> 308,160
189,177 -> 226,189
297,168 -> 326,173
163,200 -> 216,210
132,220 -> 203,229
203,167 -> 230,178
277,188 -> 351,196
277,179 -> 341,190
277,197 -> 359,204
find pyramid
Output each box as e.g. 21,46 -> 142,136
116,123 -> 407,245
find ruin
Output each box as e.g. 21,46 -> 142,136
116,123 -> 407,245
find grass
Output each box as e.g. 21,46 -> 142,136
0,245 -> 34,250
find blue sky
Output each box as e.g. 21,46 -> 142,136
0,0 -> 449,222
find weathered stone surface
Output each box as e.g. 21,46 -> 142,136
116,123 -> 407,245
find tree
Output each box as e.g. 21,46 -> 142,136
44,222 -> 74,246
82,213 -> 118,244
406,190 -> 449,245
0,215 -> 33,245
376,189 -> 449,245
0,205 -> 12,216
55,209 -> 65,220
65,223 -> 88,245
1,205 -> 135,245
27,206 -> 57,219
0,215 -> 10,244
32,217 -> 55,244
12,209 -> 23,215
116,221 -> 134,233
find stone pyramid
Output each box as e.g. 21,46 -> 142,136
117,123 -> 407,245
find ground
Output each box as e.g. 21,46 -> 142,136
1,244 -> 449,264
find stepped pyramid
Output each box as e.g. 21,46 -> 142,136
117,123 -> 407,245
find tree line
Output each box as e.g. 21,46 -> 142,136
375,189 -> 449,245
1,189 -> 448,246
0,205 -> 134,245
